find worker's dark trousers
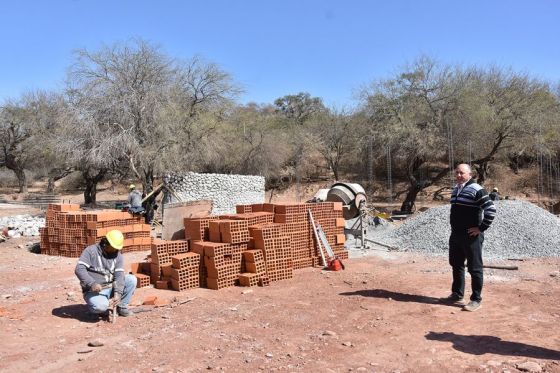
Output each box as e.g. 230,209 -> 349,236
449,232 -> 484,302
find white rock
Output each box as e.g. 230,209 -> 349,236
516,361 -> 542,372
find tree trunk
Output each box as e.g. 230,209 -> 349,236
474,162 -> 489,184
332,162 -> 339,181
5,154 -> 28,193
47,177 -> 55,194
142,169 -> 157,224
82,169 -> 106,206
47,167 -> 74,193
400,186 -> 420,213
14,168 -> 27,194
84,180 -> 97,205
400,165 -> 452,213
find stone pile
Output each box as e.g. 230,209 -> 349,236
366,200 -> 560,259
166,172 -> 265,215
0,215 -> 45,237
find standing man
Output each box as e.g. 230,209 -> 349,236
75,229 -> 137,318
442,164 -> 496,312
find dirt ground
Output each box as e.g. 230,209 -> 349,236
1,235 -> 559,372
1,184 -> 559,372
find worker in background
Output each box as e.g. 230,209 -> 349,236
489,187 -> 500,201
75,230 -> 137,318
127,184 -> 145,214
441,164 -> 496,312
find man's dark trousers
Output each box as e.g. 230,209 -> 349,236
449,232 -> 484,302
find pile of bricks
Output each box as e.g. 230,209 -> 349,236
170,252 -> 202,291
179,201 -> 347,290
150,239 -> 194,290
240,249 -> 268,286
192,241 -> 245,289
39,204 -> 152,257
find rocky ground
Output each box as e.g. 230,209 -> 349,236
1,232 -> 559,372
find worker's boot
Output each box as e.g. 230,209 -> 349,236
439,293 -> 464,304
117,307 -> 134,317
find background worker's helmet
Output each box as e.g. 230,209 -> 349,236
129,184 -> 136,190
493,187 -> 499,192
105,230 -> 124,250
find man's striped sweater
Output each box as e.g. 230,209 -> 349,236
450,178 -> 496,234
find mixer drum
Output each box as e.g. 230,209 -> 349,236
326,182 -> 367,220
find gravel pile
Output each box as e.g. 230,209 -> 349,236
0,215 -> 45,237
363,200 -> 560,259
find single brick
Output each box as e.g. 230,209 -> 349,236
155,280 -> 169,289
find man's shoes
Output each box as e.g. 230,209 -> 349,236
439,293 -> 464,304
463,301 -> 482,312
117,307 -> 134,317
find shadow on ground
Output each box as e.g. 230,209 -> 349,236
340,288 -> 462,307
51,304 -> 102,323
426,331 -> 560,360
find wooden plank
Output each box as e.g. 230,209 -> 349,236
162,200 -> 212,240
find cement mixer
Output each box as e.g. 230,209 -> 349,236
310,183 -> 369,248
325,182 -> 367,220
311,182 -> 394,250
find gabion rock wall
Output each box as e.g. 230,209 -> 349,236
167,172 -> 265,215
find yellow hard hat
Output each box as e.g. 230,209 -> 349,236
493,187 -> 498,192
105,229 -> 124,250
129,184 -> 136,190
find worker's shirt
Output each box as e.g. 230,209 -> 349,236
128,190 -> 143,208
450,178 -> 496,234
75,244 -> 125,294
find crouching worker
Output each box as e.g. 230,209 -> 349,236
75,229 -> 137,318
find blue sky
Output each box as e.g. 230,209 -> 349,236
1,0 -> 559,108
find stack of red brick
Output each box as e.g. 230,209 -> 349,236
39,204 -> 152,257
144,239 -> 200,291
177,201 -> 347,291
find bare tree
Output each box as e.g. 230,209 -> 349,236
54,104 -> 123,204
0,91 -> 65,193
201,103 -> 290,176
66,39 -> 240,212
454,67 -> 559,183
310,109 -> 357,180
360,56 -> 465,211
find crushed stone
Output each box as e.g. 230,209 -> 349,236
350,200 -> 560,259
